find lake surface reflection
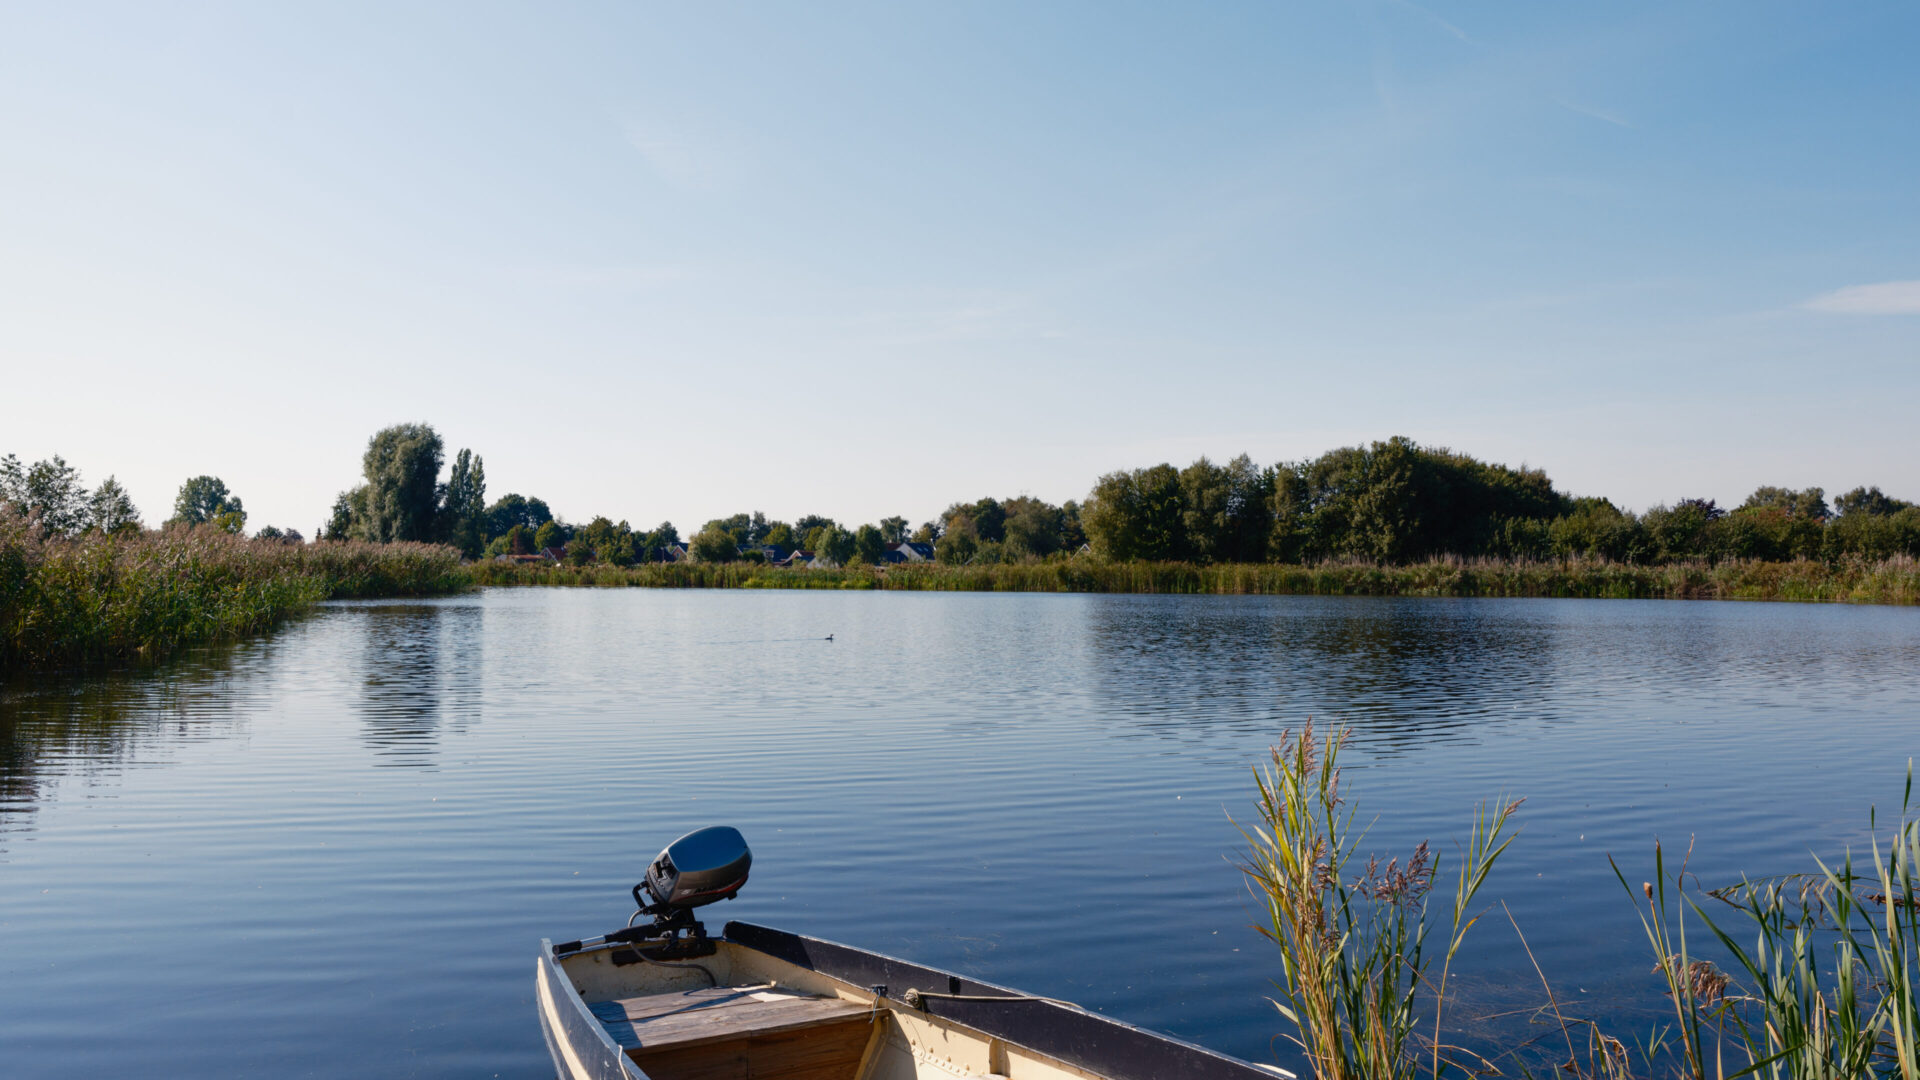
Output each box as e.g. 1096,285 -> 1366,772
3,590 -> 1918,1078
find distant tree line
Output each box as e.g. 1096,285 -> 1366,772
319,424 -> 689,565
1,453 -> 293,539
0,454 -> 141,537
8,429 -> 1916,567
1082,437 -> 1920,564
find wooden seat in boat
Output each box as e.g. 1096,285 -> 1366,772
587,984 -> 873,1080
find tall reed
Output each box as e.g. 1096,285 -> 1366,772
1612,767 -> 1920,1080
1240,723 -> 1522,1080
468,556 -> 1920,605
1,513 -> 467,674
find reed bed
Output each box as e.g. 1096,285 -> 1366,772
469,556 -> 1920,604
0,514 -> 466,674
1613,787 -> 1920,1080
1243,724 -> 1920,1080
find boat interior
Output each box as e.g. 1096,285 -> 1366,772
557,938 -> 1116,1080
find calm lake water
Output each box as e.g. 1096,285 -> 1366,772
4,589 -> 1919,1078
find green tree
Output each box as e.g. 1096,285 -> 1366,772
1083,463 -> 1183,560
1719,506 -> 1823,561
569,516 -> 639,566
812,526 -> 855,566
171,475 -> 246,533
486,493 -> 553,539
601,522 -> 639,567
1823,506 -> 1920,559
1217,454 -> 1273,562
1268,465 -> 1316,562
646,521 -> 682,560
570,516 -> 614,561
762,522 -> 794,548
1059,501 -> 1087,551
690,522 -> 739,563
87,476 -> 141,534
794,514 -> 837,537
533,519 -> 563,553
934,528 -> 978,564
1834,486 -> 1912,518
851,524 -> 887,565
1002,496 -> 1067,559
1643,499 -> 1722,562
442,449 -> 487,557
1547,498 -> 1647,562
358,424 -> 443,542
1741,485 -> 1829,520
944,498 -> 1006,543
505,523 -> 532,555
878,516 -> 909,544
2,454 -> 90,536
324,488 -> 363,540
1177,457 -> 1231,562
1268,438 -> 1566,562
704,514 -> 755,545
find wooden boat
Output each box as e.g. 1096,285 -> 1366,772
536,827 -> 1290,1080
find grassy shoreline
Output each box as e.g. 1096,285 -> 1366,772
11,542 -> 1913,676
468,554 -> 1920,604
1,522 -> 467,675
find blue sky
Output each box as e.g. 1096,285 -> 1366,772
3,2 -> 1915,534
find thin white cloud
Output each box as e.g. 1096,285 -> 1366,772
1554,97 -> 1631,127
1804,280 -> 1920,315
622,119 -> 737,192
524,264 -> 694,291
1391,0 -> 1475,44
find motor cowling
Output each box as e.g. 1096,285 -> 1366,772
642,826 -> 751,911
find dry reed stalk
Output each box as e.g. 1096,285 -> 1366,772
1237,722 -> 1520,1080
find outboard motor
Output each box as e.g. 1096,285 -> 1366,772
641,825 -> 752,913
552,826 -> 751,959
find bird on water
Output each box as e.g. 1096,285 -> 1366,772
825,634 -> 834,641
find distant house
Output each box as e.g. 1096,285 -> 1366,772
890,541 -> 935,563
775,549 -> 815,568
744,544 -> 791,564
539,546 -> 566,563
654,542 -> 689,563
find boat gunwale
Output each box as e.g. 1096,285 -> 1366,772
538,936 -> 652,1080
721,920 -> 1293,1080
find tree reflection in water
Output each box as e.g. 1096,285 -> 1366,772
356,602 -> 482,767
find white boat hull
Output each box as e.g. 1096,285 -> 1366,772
536,920 -> 1291,1080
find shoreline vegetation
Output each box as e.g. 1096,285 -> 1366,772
13,536 -> 1914,678
8,424 -> 1920,675
469,553 -> 1920,605
1245,725 -> 1920,1080
0,518 -> 464,676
